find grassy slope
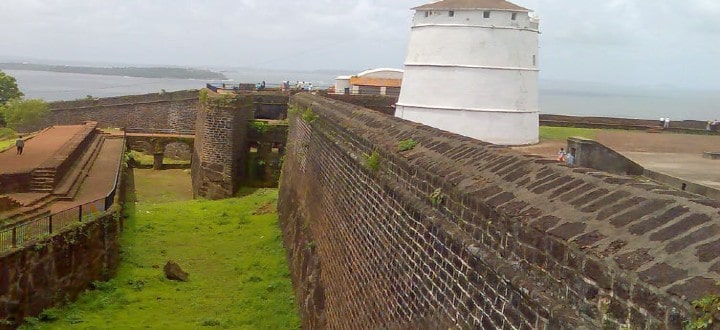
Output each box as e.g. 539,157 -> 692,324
31,169 -> 299,329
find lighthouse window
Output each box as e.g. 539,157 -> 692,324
533,55 -> 536,66
483,11 -> 491,18
449,11 -> 454,17
425,11 -> 429,17
511,13 -> 517,20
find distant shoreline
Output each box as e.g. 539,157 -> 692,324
0,63 -> 227,80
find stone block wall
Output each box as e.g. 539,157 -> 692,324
322,93 -> 398,116
252,93 -> 289,120
279,94 -> 720,329
191,91 -> 252,199
567,137 -> 644,176
20,90 -> 199,133
541,114 -> 714,132
0,211 -> 122,326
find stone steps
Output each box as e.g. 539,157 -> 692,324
30,168 -> 56,192
54,133 -> 106,200
0,194 -> 54,224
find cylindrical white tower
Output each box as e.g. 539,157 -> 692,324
395,0 -> 540,145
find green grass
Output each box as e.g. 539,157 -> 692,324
539,126 -> 599,141
32,169 -> 299,329
0,139 -> 14,151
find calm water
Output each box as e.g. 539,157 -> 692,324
8,70 -> 719,121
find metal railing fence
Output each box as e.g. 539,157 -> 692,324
0,135 -> 126,253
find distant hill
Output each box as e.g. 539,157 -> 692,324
0,63 -> 227,80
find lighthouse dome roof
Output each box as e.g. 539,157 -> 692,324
413,0 -> 530,12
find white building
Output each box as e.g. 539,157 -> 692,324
395,0 -> 540,145
334,68 -> 404,96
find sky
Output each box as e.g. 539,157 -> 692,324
0,0 -> 718,90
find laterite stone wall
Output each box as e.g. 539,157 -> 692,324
278,93 -> 720,329
191,92 -> 252,199
20,90 -> 199,133
0,211 -> 122,327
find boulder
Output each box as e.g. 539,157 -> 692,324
163,260 -> 188,282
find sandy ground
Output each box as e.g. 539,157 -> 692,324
515,130 -> 720,157
514,130 -> 720,190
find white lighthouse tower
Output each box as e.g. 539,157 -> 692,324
395,0 -> 540,145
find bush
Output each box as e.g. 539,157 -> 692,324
0,127 -> 16,140
363,151 -> 381,172
0,98 -> 49,130
38,308 -> 60,322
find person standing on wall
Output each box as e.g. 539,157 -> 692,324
15,136 -> 24,155
556,148 -> 566,162
565,151 -> 575,166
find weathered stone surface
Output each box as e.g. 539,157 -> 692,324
0,213 -> 122,323
278,93 -> 720,328
695,239 -> 720,263
667,276 -> 720,301
614,249 -> 654,271
20,90 -> 199,133
638,263 -> 687,288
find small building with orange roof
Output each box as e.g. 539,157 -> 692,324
334,68 -> 403,96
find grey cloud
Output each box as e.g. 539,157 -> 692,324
0,0 -> 717,88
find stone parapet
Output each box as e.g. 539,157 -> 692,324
279,93 -> 720,328
19,90 -> 199,134
0,210 -> 122,326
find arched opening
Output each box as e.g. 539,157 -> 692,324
159,141 -> 192,170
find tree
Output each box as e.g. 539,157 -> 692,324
0,70 -> 23,105
0,98 -> 48,130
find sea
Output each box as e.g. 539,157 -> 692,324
6,69 -> 720,121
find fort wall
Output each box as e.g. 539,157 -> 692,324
20,90 -> 199,133
279,93 -> 720,328
567,137 -> 645,176
191,92 -> 252,199
541,114 -> 717,133
0,210 -> 122,326
191,91 -> 289,198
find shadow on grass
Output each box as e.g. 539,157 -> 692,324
235,187 -> 259,198
123,168 -> 137,222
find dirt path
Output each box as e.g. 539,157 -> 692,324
0,125 -> 85,174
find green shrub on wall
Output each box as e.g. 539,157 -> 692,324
301,107 -> 318,123
363,151 -> 381,172
686,294 -> 720,329
199,89 -> 236,108
397,139 -> 418,152
249,121 -> 270,134
199,89 -> 209,104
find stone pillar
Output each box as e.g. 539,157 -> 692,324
191,91 -> 253,199
153,153 -> 164,170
